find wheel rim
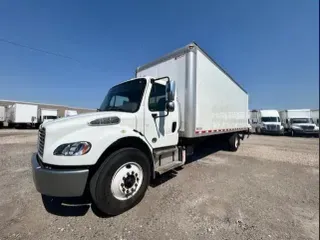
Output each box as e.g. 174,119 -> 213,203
235,136 -> 239,148
111,162 -> 143,201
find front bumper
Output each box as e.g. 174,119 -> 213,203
261,129 -> 284,135
31,153 -> 89,197
292,129 -> 319,135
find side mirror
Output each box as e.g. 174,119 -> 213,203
166,102 -> 175,112
165,80 -> 176,102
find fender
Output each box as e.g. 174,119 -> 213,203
42,125 -> 153,166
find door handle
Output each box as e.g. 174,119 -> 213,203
172,122 -> 177,133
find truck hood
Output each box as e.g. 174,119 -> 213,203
292,123 -> 316,127
262,122 -> 281,125
42,111 -> 137,132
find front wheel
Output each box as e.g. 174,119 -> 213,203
228,133 -> 240,152
90,148 -> 151,216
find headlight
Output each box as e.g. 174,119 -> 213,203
53,141 -> 91,156
88,116 -> 120,126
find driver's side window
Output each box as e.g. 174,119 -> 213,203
149,83 -> 166,112
110,95 -> 129,107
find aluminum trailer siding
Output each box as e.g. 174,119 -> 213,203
136,42 -> 249,139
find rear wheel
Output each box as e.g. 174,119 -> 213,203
90,148 -> 151,216
228,133 -> 240,152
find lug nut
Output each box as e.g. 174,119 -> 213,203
131,188 -> 135,192
122,177 -> 126,181
122,188 -> 125,192
135,183 -> 138,187
121,183 -> 124,187
137,178 -> 139,181
131,171 -> 134,175
126,190 -> 129,194
135,173 -> 138,177
127,172 -> 130,176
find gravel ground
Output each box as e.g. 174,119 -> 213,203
0,130 -> 318,240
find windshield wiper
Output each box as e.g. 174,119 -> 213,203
104,106 -> 127,112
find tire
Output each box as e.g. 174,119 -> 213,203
291,130 -> 295,137
90,148 -> 151,216
228,133 -> 240,152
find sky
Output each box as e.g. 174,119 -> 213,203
0,0 -> 319,110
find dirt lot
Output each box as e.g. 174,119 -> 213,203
0,130 -> 319,240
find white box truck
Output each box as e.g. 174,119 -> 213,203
279,109 -> 319,136
64,109 -> 78,117
250,110 -> 283,135
31,42 -> 250,216
38,108 -> 58,125
311,109 -> 319,126
7,103 -> 38,128
0,106 -> 5,128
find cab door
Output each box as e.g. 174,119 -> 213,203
143,81 -> 179,149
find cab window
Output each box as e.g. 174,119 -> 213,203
149,83 -> 166,111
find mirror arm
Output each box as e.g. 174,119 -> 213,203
152,111 -> 169,119
152,102 -> 173,119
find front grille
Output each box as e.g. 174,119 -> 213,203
300,125 -> 314,131
38,127 -> 46,157
267,125 -> 280,131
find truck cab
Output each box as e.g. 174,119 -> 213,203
42,116 -> 58,124
37,108 -> 58,127
286,117 -> 318,136
255,110 -> 283,135
311,109 -> 319,126
32,76 -> 182,215
280,109 -> 319,136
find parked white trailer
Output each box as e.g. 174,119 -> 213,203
279,109 -> 319,136
0,106 -> 5,127
311,109 -> 319,126
38,108 -> 58,125
31,42 -> 250,216
64,109 -> 78,117
7,103 -> 38,128
250,109 -> 283,135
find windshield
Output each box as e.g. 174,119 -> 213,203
44,116 -> 57,120
261,117 -> 280,122
291,118 -> 313,124
99,78 -> 146,113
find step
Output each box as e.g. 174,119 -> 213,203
155,161 -> 184,175
154,147 -> 177,157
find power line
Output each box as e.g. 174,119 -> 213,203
0,37 -> 79,62
0,37 -> 110,74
